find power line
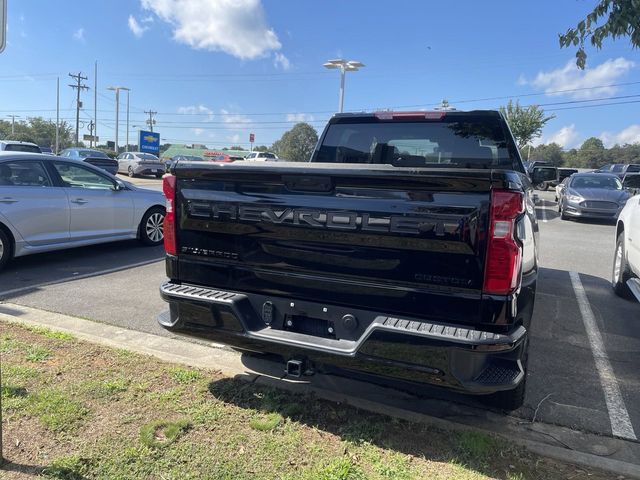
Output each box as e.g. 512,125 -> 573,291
144,110 -> 157,132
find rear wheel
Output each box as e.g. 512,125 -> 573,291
484,339 -> 529,411
0,228 -> 12,271
139,207 -> 165,246
128,166 -> 136,178
612,233 -> 633,299
535,182 -> 548,191
155,172 -> 163,179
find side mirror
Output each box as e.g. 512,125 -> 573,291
531,166 -> 557,185
112,180 -> 125,191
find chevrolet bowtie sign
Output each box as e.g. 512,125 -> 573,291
139,129 -> 160,155
0,0 -> 6,54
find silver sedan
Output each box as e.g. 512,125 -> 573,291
117,151 -> 166,178
0,152 -> 166,271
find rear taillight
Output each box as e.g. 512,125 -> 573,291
162,174 -> 177,255
483,190 -> 524,295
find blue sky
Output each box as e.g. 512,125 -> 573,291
1,0 -> 639,150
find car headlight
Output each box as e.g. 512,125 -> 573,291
567,195 -> 584,203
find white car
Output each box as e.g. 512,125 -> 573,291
555,176 -> 570,202
613,193 -> 640,300
244,151 -> 278,161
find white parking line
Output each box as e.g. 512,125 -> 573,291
0,258 -> 163,298
569,271 -> 637,440
541,206 -> 548,223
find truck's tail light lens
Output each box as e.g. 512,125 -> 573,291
483,190 -> 524,295
162,174 -> 177,255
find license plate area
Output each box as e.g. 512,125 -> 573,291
283,314 -> 336,339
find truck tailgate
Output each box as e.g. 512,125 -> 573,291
173,164 -> 493,326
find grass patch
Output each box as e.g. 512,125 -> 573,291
167,366 -> 204,384
2,364 -> 40,380
0,322 -> 612,480
25,345 -> 52,362
139,419 -> 191,448
249,412 -> 283,431
302,457 -> 366,480
457,431 -> 497,460
24,325 -> 75,341
29,389 -> 89,433
79,378 -> 129,400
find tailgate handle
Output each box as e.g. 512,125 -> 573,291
283,176 -> 333,193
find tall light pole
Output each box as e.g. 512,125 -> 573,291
107,86 -> 129,154
323,59 -> 364,113
125,89 -> 131,152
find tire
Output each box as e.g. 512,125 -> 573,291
0,227 -> 12,272
535,182 -> 548,191
560,202 -> 568,220
155,172 -> 163,179
128,166 -> 136,178
484,338 -> 529,411
139,207 -> 165,246
612,233 -> 633,299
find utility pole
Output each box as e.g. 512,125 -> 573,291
69,72 -> 89,147
55,77 -> 59,154
94,61 -> 97,148
144,110 -> 157,132
6,115 -> 20,134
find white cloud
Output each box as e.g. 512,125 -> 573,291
140,0 -> 281,59
286,113 -> 314,123
600,125 -> 640,147
220,108 -> 251,129
521,57 -> 635,99
73,28 -> 85,42
228,134 -> 241,144
193,128 -> 204,136
274,52 -> 291,70
533,124 -> 580,149
177,104 -> 214,121
128,15 -> 148,38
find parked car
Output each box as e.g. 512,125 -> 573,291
613,188 -> 640,300
557,173 -> 631,221
547,168 -> 578,190
0,141 -> 42,153
117,152 -> 165,178
0,152 -> 166,271
622,173 -> 640,196
39,146 -> 53,154
59,148 -> 119,175
158,109 -> 557,410
165,154 -> 204,172
244,151 -> 278,161
594,164 -> 640,178
555,176 -> 571,202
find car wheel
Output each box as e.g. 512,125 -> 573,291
0,227 -> 12,271
139,207 -> 165,246
535,182 -> 548,191
560,202 -> 568,220
155,172 -> 163,179
128,166 -> 136,178
484,338 -> 528,411
612,233 -> 633,299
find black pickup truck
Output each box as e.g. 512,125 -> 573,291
158,110 -> 555,409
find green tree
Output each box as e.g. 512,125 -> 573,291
271,123 -> 318,162
0,117 -> 74,150
529,143 -> 565,167
229,145 -> 246,151
577,137 -> 607,168
559,0 -> 640,69
499,100 -> 555,148
253,145 -> 269,152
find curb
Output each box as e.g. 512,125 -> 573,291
1,302 -> 639,479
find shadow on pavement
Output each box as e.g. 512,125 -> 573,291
0,240 -> 164,300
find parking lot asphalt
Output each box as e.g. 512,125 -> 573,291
1,183 -> 638,442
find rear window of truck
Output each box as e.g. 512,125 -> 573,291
314,115 -> 519,170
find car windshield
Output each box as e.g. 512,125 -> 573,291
79,150 -> 108,158
571,176 -> 622,190
626,164 -> 640,173
260,153 -> 276,158
314,116 -> 518,169
138,153 -> 159,160
4,144 -> 41,153
624,175 -> 640,188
